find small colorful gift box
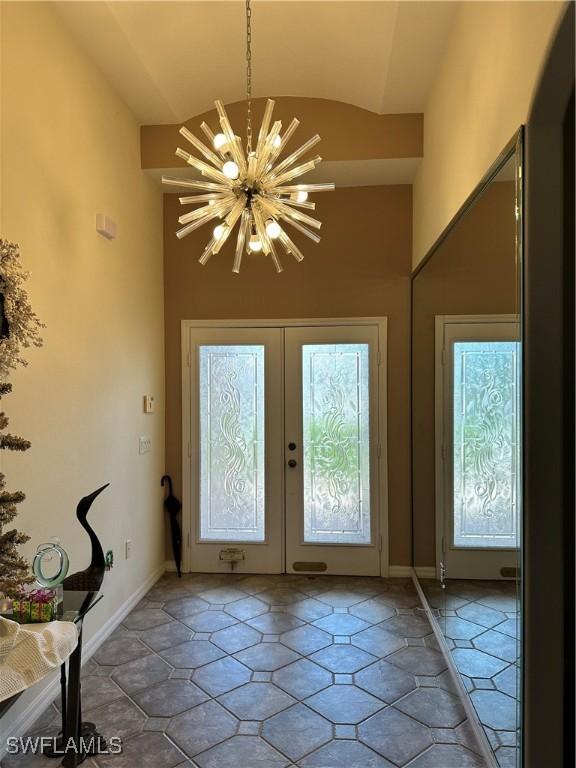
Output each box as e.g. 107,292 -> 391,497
12,588 -> 57,623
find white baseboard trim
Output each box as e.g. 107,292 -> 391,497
388,565 -> 436,578
0,563 -> 165,755
166,562 -> 436,580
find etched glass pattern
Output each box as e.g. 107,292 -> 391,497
453,341 -> 520,548
302,344 -> 371,544
199,345 -> 265,541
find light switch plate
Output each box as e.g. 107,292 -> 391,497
143,395 -> 155,414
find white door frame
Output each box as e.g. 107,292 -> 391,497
435,314 -> 520,580
181,317 -> 389,576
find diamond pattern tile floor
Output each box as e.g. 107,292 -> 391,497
421,578 -> 520,768
15,574 -> 488,768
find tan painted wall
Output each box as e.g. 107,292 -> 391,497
142,97 -> 423,169
412,0 -> 566,266
0,1 -> 165,732
164,185 -> 413,566
412,181 -> 517,567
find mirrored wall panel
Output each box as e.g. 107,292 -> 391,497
412,133 -> 522,768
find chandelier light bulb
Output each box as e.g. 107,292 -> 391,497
248,234 -> 263,252
266,219 -> 281,239
213,224 -> 226,239
273,135 -> 282,148
292,190 -> 309,203
223,160 -> 240,180
213,133 -> 228,150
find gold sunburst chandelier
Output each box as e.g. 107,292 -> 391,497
162,0 -> 334,273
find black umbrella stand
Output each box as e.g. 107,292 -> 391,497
161,475 -> 182,577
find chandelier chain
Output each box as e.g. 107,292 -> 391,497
245,0 -> 253,154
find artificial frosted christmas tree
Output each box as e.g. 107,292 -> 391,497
0,239 -> 44,596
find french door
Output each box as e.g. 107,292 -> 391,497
182,320 -> 387,576
436,315 -> 521,579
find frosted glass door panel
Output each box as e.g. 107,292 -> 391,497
302,343 -> 371,544
453,341 -> 520,549
199,345 -> 265,541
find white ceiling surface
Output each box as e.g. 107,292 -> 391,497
55,1 -> 458,125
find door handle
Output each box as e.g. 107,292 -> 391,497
287,459 -> 297,468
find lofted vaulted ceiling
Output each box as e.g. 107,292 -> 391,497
55,1 -> 458,125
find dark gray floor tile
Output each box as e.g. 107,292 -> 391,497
444,617 -> 486,641
300,739 -> 395,767
180,610 -> 237,632
224,596 -> 269,621
493,665 -> 518,698
406,744 -> 485,767
141,620 -> 193,651
198,587 -> 246,604
354,659 -> 416,703
376,592 -> 421,609
95,731 -> 184,768
352,626 -> 405,657
285,598 -> 333,622
234,642 -> 300,671
122,608 -> 172,631
473,630 -> 518,663
111,653 -> 172,694
476,594 -> 518,613
381,614 -> 431,638
272,658 -> 333,699
261,703 -> 332,760
211,622 -> 262,653
387,646 -> 448,676
305,684 -> 384,724
132,679 -> 209,717
470,690 -> 518,731
218,682 -> 296,720
456,603 -> 508,629
310,644 -> 377,673
248,612 -> 304,634
495,745 -> 519,767
280,625 -> 332,655
86,695 -> 147,741
93,636 -> 150,667
313,613 -> 371,635
358,706 -> 433,765
257,588 -> 306,605
194,735 -> 289,768
167,700 -> 238,756
494,618 -> 518,638
159,639 -> 226,668
192,656 -> 252,697
316,589 -> 366,608
349,599 -> 396,624
395,687 -> 466,728
163,596 -> 210,620
451,648 -> 508,678
76,676 -> 124,710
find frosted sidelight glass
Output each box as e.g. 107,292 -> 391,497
302,344 -> 371,544
199,345 -> 265,541
453,341 -> 520,549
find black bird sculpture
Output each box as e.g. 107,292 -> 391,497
62,484 -> 109,592
161,475 -> 182,577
